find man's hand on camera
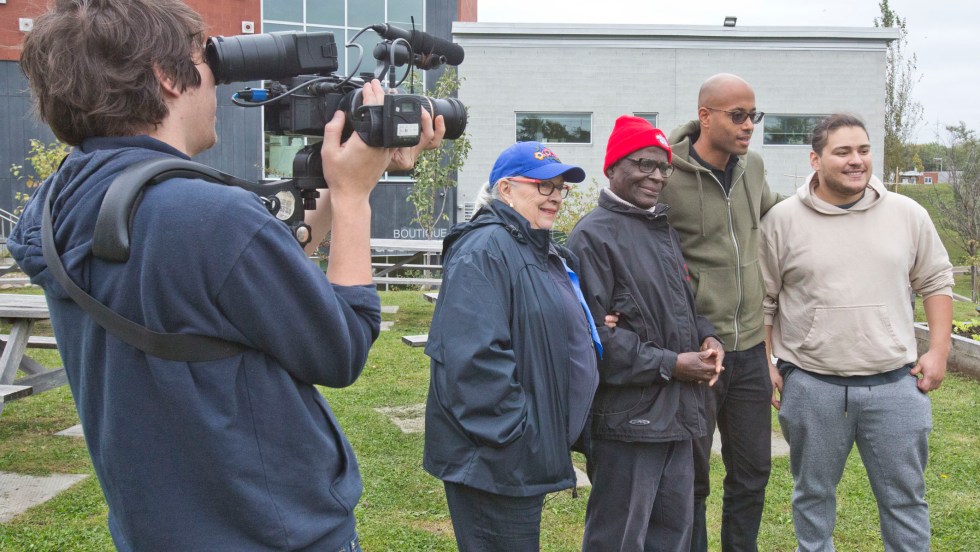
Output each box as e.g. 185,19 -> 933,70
389,108 -> 446,172
315,80 -> 391,284
319,79 -> 393,201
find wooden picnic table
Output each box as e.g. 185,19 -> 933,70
370,239 -> 444,287
0,294 -> 66,414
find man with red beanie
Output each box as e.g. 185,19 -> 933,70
568,115 -> 724,551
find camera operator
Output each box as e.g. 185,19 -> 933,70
10,0 -> 443,550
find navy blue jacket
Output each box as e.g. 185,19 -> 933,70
423,200 -> 598,497
568,192 -> 713,443
9,136 -> 380,551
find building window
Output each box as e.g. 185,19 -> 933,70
634,112 -> 659,128
308,0 -> 345,26
265,135 -> 308,179
261,0 -> 426,179
924,176 -> 933,184
516,112 -> 592,144
388,0 -> 425,27
764,115 -> 826,146
265,0 -> 304,23
262,0 -> 424,74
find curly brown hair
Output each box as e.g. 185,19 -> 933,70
19,0 -> 207,145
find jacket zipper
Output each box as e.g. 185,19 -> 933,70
705,169 -> 744,350
549,253 -> 576,488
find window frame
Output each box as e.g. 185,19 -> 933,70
633,112 -> 659,129
763,114 -> 828,146
260,0 -> 427,180
514,111 -> 594,145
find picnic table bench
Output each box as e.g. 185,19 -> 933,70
371,239 -> 443,288
0,294 -> 66,414
400,292 -> 438,347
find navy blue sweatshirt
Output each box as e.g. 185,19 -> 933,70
8,136 -> 380,551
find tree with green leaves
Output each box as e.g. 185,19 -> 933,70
551,178 -> 602,245
918,142 -> 947,173
875,0 -> 923,186
9,139 -> 71,215
926,123 -> 980,301
407,67 -> 471,240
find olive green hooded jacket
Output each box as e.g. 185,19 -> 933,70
662,120 -> 781,351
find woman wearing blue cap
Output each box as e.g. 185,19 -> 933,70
423,141 -> 602,550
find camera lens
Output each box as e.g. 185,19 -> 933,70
422,97 -> 467,140
206,31 -> 339,85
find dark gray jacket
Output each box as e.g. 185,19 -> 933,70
423,200 -> 598,497
567,192 -> 713,442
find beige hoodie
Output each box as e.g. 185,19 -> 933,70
760,174 -> 953,376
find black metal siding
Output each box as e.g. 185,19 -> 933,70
0,61 -> 57,214
0,62 -> 263,213
194,83 -> 263,182
370,182 -> 455,239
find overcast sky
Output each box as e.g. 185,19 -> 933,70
478,0 -> 978,144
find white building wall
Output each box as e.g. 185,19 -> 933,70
452,23 -> 896,217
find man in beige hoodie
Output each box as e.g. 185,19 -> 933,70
760,113 -> 953,552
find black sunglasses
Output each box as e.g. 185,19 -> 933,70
623,157 -> 674,177
704,107 -> 765,125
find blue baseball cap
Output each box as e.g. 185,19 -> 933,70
488,141 -> 586,188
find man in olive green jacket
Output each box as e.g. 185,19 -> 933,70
662,73 -> 781,552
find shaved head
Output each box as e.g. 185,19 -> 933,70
698,73 -> 754,108
692,73 -> 758,168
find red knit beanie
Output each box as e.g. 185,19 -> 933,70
603,115 -> 673,172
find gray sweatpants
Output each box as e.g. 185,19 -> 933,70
778,369 -> 932,552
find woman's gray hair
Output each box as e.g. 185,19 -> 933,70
473,179 -> 507,212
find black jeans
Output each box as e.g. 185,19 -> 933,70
443,481 -> 545,552
691,342 -> 772,552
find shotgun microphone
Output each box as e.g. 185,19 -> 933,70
371,23 -> 465,66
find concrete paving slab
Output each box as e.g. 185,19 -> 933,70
381,305 -> 399,314
374,404 -> 596,489
55,424 -> 84,438
711,429 -> 789,457
0,471 -> 89,523
380,321 -> 395,332
375,403 -> 425,434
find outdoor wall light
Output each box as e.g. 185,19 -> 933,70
724,16 -> 737,27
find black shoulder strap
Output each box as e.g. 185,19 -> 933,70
93,157 -> 253,262
41,168 -> 247,362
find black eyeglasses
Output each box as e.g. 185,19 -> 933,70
704,107 -> 765,125
508,177 -> 571,198
623,157 -> 674,177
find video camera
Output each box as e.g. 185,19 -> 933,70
200,24 -> 467,245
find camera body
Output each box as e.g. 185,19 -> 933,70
197,26 -> 467,245
206,30 -> 466,148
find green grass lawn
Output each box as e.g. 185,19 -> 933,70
0,289 -> 978,551
898,184 -> 970,265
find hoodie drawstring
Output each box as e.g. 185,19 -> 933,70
695,171 -> 706,237
741,164 -> 759,230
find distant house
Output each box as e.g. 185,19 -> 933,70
900,171 -> 947,185
899,170 -> 923,184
